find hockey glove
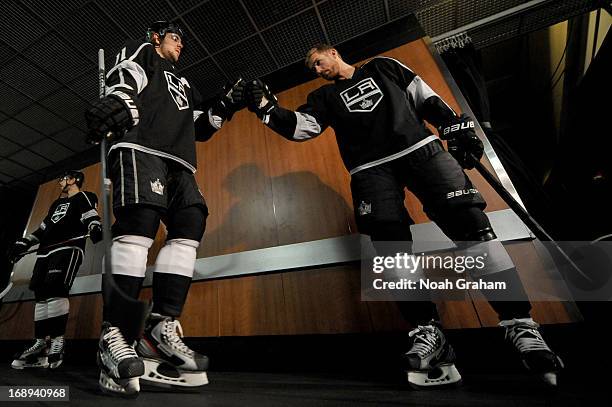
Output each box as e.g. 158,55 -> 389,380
85,95 -> 133,144
246,79 -> 278,119
210,79 -> 247,122
439,114 -> 483,169
9,235 -> 38,263
89,223 -> 103,244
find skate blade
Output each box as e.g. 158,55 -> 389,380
141,358 -> 208,390
98,371 -> 140,399
48,360 -> 63,369
407,364 -> 462,389
11,357 -> 49,370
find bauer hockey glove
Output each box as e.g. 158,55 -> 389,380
210,78 -> 247,122
246,79 -> 278,120
439,114 -> 484,169
9,235 -> 38,263
89,223 -> 103,244
85,94 -> 134,144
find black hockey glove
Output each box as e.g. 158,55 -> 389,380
439,114 -> 483,169
246,79 -> 278,119
85,95 -> 133,144
89,223 -> 103,244
210,79 -> 247,122
9,236 -> 37,263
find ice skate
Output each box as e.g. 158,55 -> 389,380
402,322 -> 462,389
11,338 -> 48,369
137,313 -> 209,388
48,336 -> 65,369
97,323 -> 144,398
500,318 -> 564,387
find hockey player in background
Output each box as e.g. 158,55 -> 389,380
244,44 -> 564,387
85,21 -> 245,397
10,170 -> 102,370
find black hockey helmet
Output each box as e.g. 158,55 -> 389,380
146,21 -> 185,44
60,170 -> 84,188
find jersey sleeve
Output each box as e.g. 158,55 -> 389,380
193,86 -> 225,142
264,89 -> 330,142
105,40 -> 157,128
78,192 -> 101,231
30,200 -> 58,241
373,56 -> 458,127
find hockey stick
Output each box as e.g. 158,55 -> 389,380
98,49 -> 150,338
470,154 -> 594,283
10,234 -> 90,261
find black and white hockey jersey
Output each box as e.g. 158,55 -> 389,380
105,39 -> 221,172
263,56 -> 459,174
31,191 -> 100,257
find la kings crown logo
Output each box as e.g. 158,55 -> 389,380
164,71 -> 190,110
51,203 -> 70,223
340,78 -> 383,113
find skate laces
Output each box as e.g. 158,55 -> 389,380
505,321 -> 551,353
104,326 -> 138,361
50,337 -> 64,354
408,325 -> 441,357
26,339 -> 47,354
162,319 -> 194,355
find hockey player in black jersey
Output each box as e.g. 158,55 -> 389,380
85,21 -> 245,397
244,44 -> 563,387
9,170 -> 102,371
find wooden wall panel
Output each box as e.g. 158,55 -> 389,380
282,265 -> 372,334
217,274 -> 287,336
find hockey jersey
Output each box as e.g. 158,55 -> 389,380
264,56 -> 459,174
31,191 -> 100,256
105,39 -> 219,173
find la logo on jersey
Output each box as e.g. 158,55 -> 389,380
51,203 -> 70,223
164,72 -> 190,110
340,78 -> 383,113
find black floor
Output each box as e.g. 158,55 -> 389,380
0,362 -> 606,407
1,321 -> 609,406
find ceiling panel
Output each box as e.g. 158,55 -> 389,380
0,138 -> 23,157
20,0 -> 92,27
182,0 -> 255,54
263,9 -> 328,68
8,149 -> 54,170
39,88 -> 92,128
319,0 -> 387,44
215,36 -> 277,81
0,158 -> 32,178
23,33 -> 94,83
0,83 -> 32,116
242,0 -> 312,30
52,127 -> 89,152
0,119 -> 45,146
0,56 -> 62,100
0,1 -> 50,52
55,2 -> 126,68
28,138 -> 75,161
14,105 -> 71,135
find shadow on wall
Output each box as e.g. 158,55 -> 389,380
202,163 -> 355,256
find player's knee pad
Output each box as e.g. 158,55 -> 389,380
112,205 -> 162,240
110,234 -> 154,278
155,238 -> 199,278
166,205 -> 207,242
